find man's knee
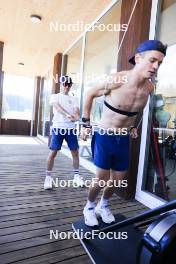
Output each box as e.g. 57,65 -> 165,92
49,150 -> 58,159
110,171 -> 127,181
96,168 -> 110,182
71,149 -> 79,158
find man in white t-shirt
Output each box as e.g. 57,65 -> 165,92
44,76 -> 84,189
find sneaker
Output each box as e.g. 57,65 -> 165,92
95,203 -> 115,224
73,174 -> 84,187
83,207 -> 99,226
44,176 -> 53,190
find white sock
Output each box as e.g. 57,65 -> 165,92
99,197 -> 108,208
74,169 -> 79,175
85,200 -> 95,209
46,170 -> 52,177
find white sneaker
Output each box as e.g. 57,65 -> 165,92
44,176 -> 53,190
95,203 -> 115,224
73,174 -> 84,187
83,207 -> 99,227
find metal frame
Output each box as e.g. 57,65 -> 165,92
135,0 -> 167,208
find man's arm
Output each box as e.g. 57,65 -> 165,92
73,107 -> 80,121
52,102 -> 73,119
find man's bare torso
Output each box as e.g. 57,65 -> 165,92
99,71 -> 153,129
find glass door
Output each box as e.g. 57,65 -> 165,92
136,0 -> 176,208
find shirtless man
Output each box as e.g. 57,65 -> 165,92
82,40 -> 167,226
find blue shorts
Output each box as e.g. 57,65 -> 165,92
91,131 -> 130,171
49,128 -> 79,151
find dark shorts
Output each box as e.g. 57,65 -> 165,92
91,131 -> 130,171
49,128 -> 79,151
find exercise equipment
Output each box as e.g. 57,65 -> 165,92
72,200 -> 176,264
151,125 -> 169,200
137,211 -> 176,264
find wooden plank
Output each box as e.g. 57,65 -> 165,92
0,203 -> 145,230
0,202 -> 144,226
0,241 -> 82,264
0,223 -> 71,245
0,197 -> 142,212
7,246 -> 87,264
56,254 -> 91,264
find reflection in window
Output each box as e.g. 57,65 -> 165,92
158,0 -> 176,45
2,74 -> 34,120
38,70 -> 52,136
143,45 -> 176,200
83,1 -> 122,123
38,79 -> 44,135
65,38 -> 83,102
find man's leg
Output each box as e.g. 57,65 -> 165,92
47,149 -> 58,171
83,130 -> 113,226
65,129 -> 83,185
70,149 -> 79,171
96,134 -> 129,221
88,167 -> 110,202
44,150 -> 58,190
103,170 -> 127,199
94,170 -> 127,224
83,167 -> 110,226
44,128 -> 64,190
71,149 -> 85,187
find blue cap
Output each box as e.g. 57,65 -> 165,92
129,40 -> 167,65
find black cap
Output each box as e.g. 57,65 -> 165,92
129,40 -> 167,65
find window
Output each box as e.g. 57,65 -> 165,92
142,0 -> 176,201
2,74 -> 34,120
65,38 -> 83,101
82,1 -> 122,123
38,70 -> 52,136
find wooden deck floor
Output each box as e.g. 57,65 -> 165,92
0,140 -> 147,264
